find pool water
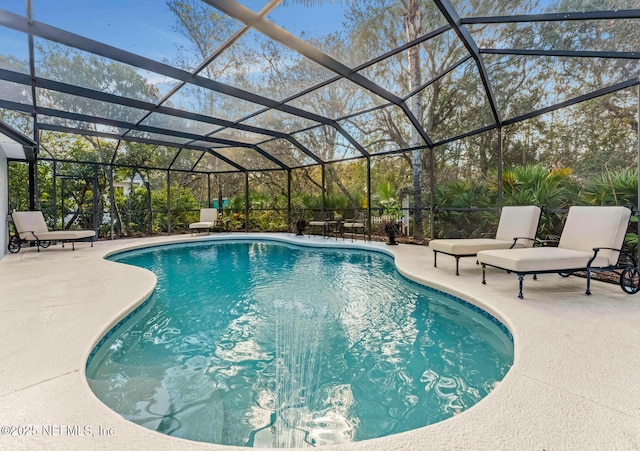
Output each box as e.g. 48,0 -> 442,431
86,240 -> 513,447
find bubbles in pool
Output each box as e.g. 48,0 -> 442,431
87,241 -> 513,447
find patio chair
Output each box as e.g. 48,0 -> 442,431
308,211 -> 333,237
189,208 -> 217,235
342,211 -> 367,242
8,211 -> 95,253
477,206 -> 637,299
429,205 -> 542,275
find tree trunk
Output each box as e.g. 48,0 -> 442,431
125,167 -> 136,236
107,167 -> 124,237
138,171 -> 153,236
405,0 -> 424,240
327,164 -> 358,208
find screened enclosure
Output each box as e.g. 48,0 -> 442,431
1,0 -> 639,244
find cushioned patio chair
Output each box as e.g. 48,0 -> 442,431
189,208 -> 217,235
477,206 -> 637,299
429,205 -> 542,275
9,211 -> 95,253
342,211 -> 367,242
308,211 -> 333,237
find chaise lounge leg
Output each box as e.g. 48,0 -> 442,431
586,268 -> 592,295
455,256 -> 460,276
517,274 -> 524,299
481,264 -> 486,284
433,251 -> 437,268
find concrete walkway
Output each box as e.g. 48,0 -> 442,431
0,233 -> 638,450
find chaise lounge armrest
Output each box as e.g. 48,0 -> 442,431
511,236 -> 536,247
20,230 -> 39,240
588,246 -> 634,266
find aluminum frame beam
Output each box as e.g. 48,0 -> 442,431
0,117 -> 36,160
38,122 -> 248,172
462,9 -> 640,24
432,0 -> 501,125
203,0 -> 435,148
481,48 -> 640,59
502,78 -> 640,126
0,68 -> 292,141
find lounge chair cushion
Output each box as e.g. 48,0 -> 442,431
429,205 -> 541,256
343,221 -> 365,229
13,211 -> 49,238
495,205 -> 541,244
429,238 -> 516,256
478,205 -> 631,272
189,221 -> 216,229
13,211 -> 95,241
557,206 -> 630,266
21,230 -> 96,241
477,247 -> 610,273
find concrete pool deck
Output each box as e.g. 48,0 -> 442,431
0,233 -> 638,450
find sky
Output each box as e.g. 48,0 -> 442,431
0,0 -> 350,65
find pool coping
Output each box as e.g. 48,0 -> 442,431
1,233 -> 639,450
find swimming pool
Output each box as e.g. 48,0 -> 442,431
87,240 -> 513,447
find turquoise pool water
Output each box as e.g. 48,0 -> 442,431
86,240 -> 513,447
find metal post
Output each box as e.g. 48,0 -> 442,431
207,173 -> 211,208
321,164 -> 326,212
92,174 -> 99,236
61,177 -> 65,229
637,83 -> 639,267
52,161 -> 57,230
366,156 -> 372,241
28,161 -> 36,211
166,170 -> 171,235
429,147 -> 435,240
287,169 -> 291,233
245,172 -> 250,232
498,126 -> 503,212
108,167 -> 114,240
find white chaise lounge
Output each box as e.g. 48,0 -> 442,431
10,211 -> 95,252
477,206 -> 634,299
429,205 -> 542,275
189,208 -> 217,235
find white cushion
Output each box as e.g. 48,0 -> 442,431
189,221 -> 215,229
12,211 -> 49,237
478,247 -> 609,273
558,206 -> 630,266
430,238 -> 517,255
429,205 -> 541,257
25,230 -> 95,241
495,206 -> 541,245
199,208 -> 217,224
